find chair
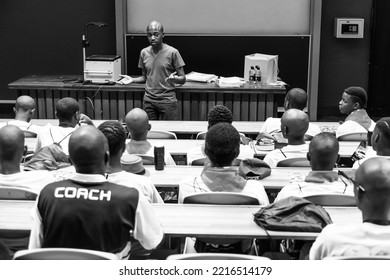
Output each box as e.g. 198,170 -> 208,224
183,192 -> 260,205
147,130 -> 177,139
13,248 -> 118,260
0,187 -> 38,200
303,194 -> 356,206
22,130 -> 37,138
276,157 -> 311,167
167,253 -> 270,260
190,158 -> 241,166
337,132 -> 367,141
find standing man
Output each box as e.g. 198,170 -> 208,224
129,21 -> 186,120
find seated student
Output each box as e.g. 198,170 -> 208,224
0,125 -> 55,192
187,105 -> 254,165
98,120 -> 163,204
275,132 -> 353,201
0,95 -> 43,135
29,126 -> 164,259
122,108 -> 176,165
310,157 -> 390,259
353,117 -> 390,169
179,122 -> 269,205
35,97 -> 93,155
256,88 -> 321,142
263,109 -> 309,168
336,86 -> 375,138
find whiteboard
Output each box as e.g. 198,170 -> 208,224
126,0 -> 311,35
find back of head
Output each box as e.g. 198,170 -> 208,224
204,122 -> 240,166
125,108 -> 150,140
68,126 -> 108,174
281,109 -> 309,142
372,117 -> 390,155
56,97 -> 80,123
207,105 -> 233,129
0,125 -> 25,165
355,157 -> 390,215
98,121 -> 127,156
308,132 -> 339,170
285,88 -> 307,110
15,95 -> 36,112
344,86 -> 367,109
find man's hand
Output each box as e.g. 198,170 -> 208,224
78,113 -> 94,126
256,132 -> 277,141
117,75 -> 134,85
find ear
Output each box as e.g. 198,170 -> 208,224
284,99 -> 290,110
148,124 -> 151,131
373,134 -> 380,144
31,108 -> 35,115
282,125 -> 288,137
13,107 -> 17,114
75,111 -> 80,120
306,152 -> 311,161
353,102 -> 361,110
104,150 -> 110,165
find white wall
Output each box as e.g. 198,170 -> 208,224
127,0 -> 310,35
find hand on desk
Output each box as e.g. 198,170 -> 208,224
117,75 -> 133,85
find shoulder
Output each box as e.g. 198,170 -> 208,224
163,44 -> 179,53
336,120 -> 366,138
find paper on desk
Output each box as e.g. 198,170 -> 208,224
216,77 -> 246,88
186,71 -> 218,83
267,80 -> 287,87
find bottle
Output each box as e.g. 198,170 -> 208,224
255,65 -> 262,86
249,66 -> 255,86
154,143 -> 165,170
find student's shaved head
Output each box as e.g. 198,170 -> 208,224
281,109 -> 309,142
68,126 -> 109,174
0,125 -> 25,164
355,158 -> 390,219
15,96 -> 36,112
308,132 -> 339,170
125,108 -> 150,140
147,21 -> 164,33
285,88 -> 307,110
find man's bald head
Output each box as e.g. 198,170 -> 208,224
68,126 -> 109,174
355,158 -> 390,218
281,109 -> 309,143
308,132 -> 339,170
371,117 -> 390,156
285,88 -> 307,110
125,108 -> 150,140
0,125 -> 25,165
14,96 -> 36,122
147,21 -> 164,33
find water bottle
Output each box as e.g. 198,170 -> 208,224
255,65 -> 262,86
249,66 -> 255,86
154,144 -> 165,170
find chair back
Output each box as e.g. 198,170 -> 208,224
0,187 -> 38,200
167,253 -> 270,260
338,132 -> 367,141
190,158 -> 241,166
277,157 -> 311,167
22,130 -> 37,138
303,194 -> 356,206
13,248 -> 118,260
147,130 -> 177,139
183,192 -> 259,205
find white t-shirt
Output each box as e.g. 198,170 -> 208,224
310,222 -> 390,259
0,120 -> 43,135
106,170 -> 163,204
35,124 -> 76,155
260,117 -> 321,137
124,140 -> 176,166
263,143 -> 309,168
336,120 -> 376,138
275,171 -> 354,202
0,170 -> 55,192
179,174 -> 269,205
186,143 -> 254,165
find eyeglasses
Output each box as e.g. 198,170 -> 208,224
338,170 -> 366,193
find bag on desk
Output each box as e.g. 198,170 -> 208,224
253,196 -> 332,232
23,143 -> 71,171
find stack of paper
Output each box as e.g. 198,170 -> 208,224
186,72 -> 218,83
216,77 -> 245,88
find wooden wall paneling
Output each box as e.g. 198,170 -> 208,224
240,93 -> 250,121
198,92 -> 208,120
37,90 -> 46,119
109,91 -> 119,120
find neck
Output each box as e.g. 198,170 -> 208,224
288,138 -> 306,145
15,114 -> 29,122
152,43 -> 163,53
363,212 -> 390,224
105,154 -> 123,174
59,120 -> 76,128
0,162 -> 21,175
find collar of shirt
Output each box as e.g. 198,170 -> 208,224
305,170 -> 339,183
70,173 -> 107,184
281,143 -> 309,152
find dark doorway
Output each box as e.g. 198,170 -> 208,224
368,0 -> 390,117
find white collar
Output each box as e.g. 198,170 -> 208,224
70,173 -> 107,184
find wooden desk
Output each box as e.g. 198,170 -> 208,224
0,201 -> 361,240
8,75 -> 286,121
